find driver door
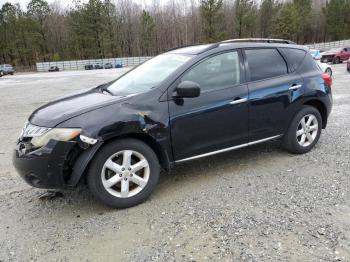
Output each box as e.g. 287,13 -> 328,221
168,50 -> 249,161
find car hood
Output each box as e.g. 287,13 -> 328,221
29,88 -> 132,127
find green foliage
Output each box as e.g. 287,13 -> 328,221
0,0 -> 349,67
200,0 -> 225,42
234,0 -> 257,38
141,10 -> 155,55
52,53 -> 60,61
272,0 -> 314,43
259,0 -> 281,37
27,0 -> 50,24
273,3 -> 298,40
324,0 -> 350,41
293,0 -> 312,43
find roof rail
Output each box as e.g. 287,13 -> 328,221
166,38 -> 296,54
166,43 -> 221,54
221,38 -> 296,44
166,43 -> 209,52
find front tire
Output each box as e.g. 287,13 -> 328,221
87,139 -> 160,208
333,57 -> 340,64
283,106 -> 322,154
325,68 -> 332,76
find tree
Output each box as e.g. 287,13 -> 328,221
200,0 -> 225,42
273,3 -> 298,40
259,0 -> 280,38
0,3 -> 33,64
141,10 -> 155,55
0,0 -> 349,67
69,0 -> 107,58
234,0 -> 257,38
27,0 -> 51,58
104,0 -> 120,57
324,0 -> 349,41
293,0 -> 312,43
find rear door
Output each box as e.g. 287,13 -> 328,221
169,50 -> 249,161
244,48 -> 305,142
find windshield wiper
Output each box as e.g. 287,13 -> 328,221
100,85 -> 114,95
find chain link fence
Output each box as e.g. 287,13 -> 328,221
36,56 -> 152,72
33,39 -> 350,72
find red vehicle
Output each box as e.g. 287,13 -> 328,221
321,47 -> 350,64
347,58 -> 350,72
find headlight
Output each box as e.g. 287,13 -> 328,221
31,128 -> 82,147
20,122 -> 51,138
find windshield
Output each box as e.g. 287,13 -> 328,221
107,53 -> 193,95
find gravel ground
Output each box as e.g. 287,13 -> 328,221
0,66 -> 349,261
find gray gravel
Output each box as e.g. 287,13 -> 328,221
0,66 -> 349,261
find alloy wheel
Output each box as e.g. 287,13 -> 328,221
296,114 -> 319,147
101,150 -> 150,198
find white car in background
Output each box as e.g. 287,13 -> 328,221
308,48 -> 332,76
317,61 -> 333,76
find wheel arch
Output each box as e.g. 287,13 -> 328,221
104,133 -> 171,172
68,132 -> 171,187
303,99 -> 328,129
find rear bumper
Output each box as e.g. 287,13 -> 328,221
13,140 -> 76,189
323,88 -> 333,128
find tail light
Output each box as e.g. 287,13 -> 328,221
322,73 -> 332,87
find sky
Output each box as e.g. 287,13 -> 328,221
0,0 -> 75,9
0,0 -> 160,9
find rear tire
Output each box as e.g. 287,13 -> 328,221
87,139 -> 160,208
325,68 -> 332,76
283,106 -> 322,154
333,57 -> 340,64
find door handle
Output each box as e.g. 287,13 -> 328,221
289,84 -> 302,91
230,98 -> 247,105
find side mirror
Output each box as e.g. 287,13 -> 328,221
174,81 -> 200,98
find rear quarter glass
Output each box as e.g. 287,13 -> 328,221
279,48 -> 306,72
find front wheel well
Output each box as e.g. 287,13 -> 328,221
103,133 -> 171,172
303,100 -> 328,128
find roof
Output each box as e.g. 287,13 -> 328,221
168,44 -> 213,55
168,38 -> 304,55
221,38 -> 296,44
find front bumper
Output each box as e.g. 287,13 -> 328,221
13,140 -> 76,189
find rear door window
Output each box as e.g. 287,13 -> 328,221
245,48 -> 287,82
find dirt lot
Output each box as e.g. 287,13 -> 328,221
0,66 -> 349,261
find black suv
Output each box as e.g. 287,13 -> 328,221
13,39 -> 333,208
